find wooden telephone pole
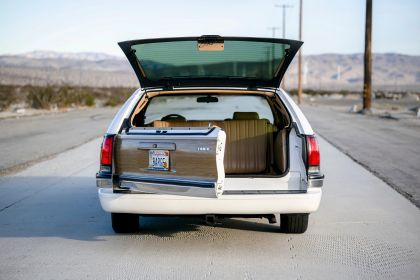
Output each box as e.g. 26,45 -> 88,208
275,4 -> 293,89
297,0 -> 303,104
363,0 -> 372,111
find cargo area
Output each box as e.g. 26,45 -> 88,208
111,92 -> 295,197
150,118 -> 288,175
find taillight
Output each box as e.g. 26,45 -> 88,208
306,135 -> 320,173
100,135 -> 114,167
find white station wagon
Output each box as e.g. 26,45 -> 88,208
96,36 -> 324,234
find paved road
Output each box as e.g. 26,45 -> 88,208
0,107 -> 117,173
0,137 -> 419,279
302,104 -> 420,208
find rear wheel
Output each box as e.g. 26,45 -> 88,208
111,213 -> 139,233
279,213 -> 309,234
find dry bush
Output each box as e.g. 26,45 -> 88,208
0,85 -> 18,111
26,85 -> 56,109
2,85 -> 141,111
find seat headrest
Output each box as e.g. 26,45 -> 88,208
233,112 -> 260,120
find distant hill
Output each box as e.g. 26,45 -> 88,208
0,51 -> 137,88
0,50 -> 419,90
285,53 -> 420,91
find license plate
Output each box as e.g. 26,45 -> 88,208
149,150 -> 170,171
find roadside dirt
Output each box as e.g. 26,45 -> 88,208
300,96 -> 420,208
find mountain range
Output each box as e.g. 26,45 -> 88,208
0,50 -> 419,90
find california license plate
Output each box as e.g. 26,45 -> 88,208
149,150 -> 170,171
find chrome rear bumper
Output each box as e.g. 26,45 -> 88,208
98,187 -> 322,215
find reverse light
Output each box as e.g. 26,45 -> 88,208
100,135 -> 114,167
306,135 -> 320,172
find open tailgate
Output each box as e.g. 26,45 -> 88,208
113,127 -> 226,198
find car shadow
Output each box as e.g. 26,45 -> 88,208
139,216 -> 279,238
0,176 -> 280,241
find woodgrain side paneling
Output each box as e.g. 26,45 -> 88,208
115,135 -> 218,182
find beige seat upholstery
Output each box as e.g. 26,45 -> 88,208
152,119 -> 272,174
274,130 -> 287,173
221,120 -> 269,173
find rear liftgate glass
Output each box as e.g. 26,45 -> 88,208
118,36 -> 302,89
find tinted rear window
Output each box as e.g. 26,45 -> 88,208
131,40 -> 290,82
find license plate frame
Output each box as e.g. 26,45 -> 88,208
148,150 -> 170,171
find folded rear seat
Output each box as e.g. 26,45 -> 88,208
152,117 -> 272,174
221,119 -> 269,173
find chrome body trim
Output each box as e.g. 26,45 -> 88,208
136,142 -> 176,150
106,88 -> 143,135
277,89 -> 314,135
308,179 -> 324,188
223,190 -> 306,195
96,178 -> 112,188
116,179 -> 217,198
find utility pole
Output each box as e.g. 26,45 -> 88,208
275,4 -> 293,39
267,26 -> 281,38
297,0 -> 303,104
363,0 -> 372,112
267,27 -> 280,75
275,3 -> 293,89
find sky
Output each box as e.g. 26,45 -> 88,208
0,0 -> 419,56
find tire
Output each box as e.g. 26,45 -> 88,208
279,213 -> 309,234
111,213 -> 139,233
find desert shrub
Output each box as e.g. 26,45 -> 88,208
83,92 -> 95,107
3,84 -> 135,110
26,85 -> 57,109
104,87 -> 134,107
104,95 -> 118,107
72,88 -> 96,107
0,85 -> 17,111
56,85 -> 72,107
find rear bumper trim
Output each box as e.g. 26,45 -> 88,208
98,188 -> 322,215
308,173 -> 324,188
96,171 -> 112,188
119,175 -> 215,189
223,190 -> 306,195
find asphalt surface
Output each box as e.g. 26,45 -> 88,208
301,104 -> 420,208
0,107 -> 118,173
0,136 -> 419,279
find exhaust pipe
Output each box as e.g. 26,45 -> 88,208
205,215 -> 221,226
